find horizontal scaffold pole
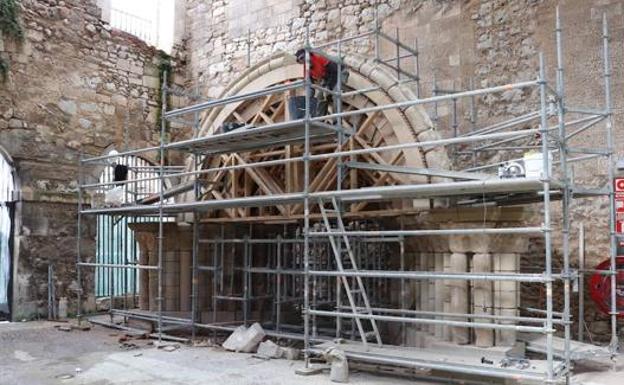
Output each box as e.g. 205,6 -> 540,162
307,269 -> 554,282
307,309 -> 547,333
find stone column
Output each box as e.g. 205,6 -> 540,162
148,240 -> 158,311
434,252 -> 446,339
135,233 -> 151,311
419,252 -> 429,334
139,250 -> 149,310
179,250 -> 191,312
473,253 -> 494,347
163,250 -> 179,311
495,253 -> 519,346
450,252 -> 469,344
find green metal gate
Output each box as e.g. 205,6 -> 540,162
95,154 -> 163,298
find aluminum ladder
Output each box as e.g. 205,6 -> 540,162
318,197 -> 382,347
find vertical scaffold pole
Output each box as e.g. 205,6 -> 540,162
602,12 -> 619,353
374,5 -> 380,62
414,38 -> 421,98
578,222 -> 585,342
395,27 -> 400,81
334,25 -> 345,340
191,95 -> 200,340
399,233 -> 406,344
538,52 -> 555,383
157,71 -> 168,342
303,26 -> 312,369
276,234 -> 282,332
555,7 -> 571,381
76,155 -> 83,324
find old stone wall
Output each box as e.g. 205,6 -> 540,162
0,0 -> 184,319
180,0 -> 624,340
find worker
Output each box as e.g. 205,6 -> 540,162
295,48 -> 343,116
295,49 -> 339,91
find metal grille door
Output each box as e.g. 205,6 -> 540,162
0,152 -> 15,316
95,155 -> 165,298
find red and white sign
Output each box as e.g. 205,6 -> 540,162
615,178 -> 624,235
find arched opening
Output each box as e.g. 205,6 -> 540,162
95,152 -> 169,299
0,148 -> 17,320
183,53 -> 447,220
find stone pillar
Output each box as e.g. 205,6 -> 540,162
450,252 -> 469,344
419,252 -> 429,334
163,251 -> 179,311
426,252 -> 437,335
179,250 -> 191,312
473,253 -> 494,347
434,253 -> 446,339
495,253 -> 519,346
136,233 -> 151,311
148,240 -> 158,311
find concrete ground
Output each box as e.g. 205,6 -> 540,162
0,321 -> 621,385
0,321 -> 426,385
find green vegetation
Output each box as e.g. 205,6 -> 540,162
156,50 -> 172,131
0,0 -> 24,81
156,51 -> 172,161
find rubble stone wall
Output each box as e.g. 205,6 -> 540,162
0,0 -> 184,319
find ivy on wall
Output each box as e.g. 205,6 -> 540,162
156,50 -> 172,131
0,0 -> 23,81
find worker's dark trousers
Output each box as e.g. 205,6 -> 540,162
318,62 -> 340,116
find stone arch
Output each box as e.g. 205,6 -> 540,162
181,52 -> 451,219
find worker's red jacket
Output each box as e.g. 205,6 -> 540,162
304,53 -> 331,82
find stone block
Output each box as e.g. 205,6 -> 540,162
130,64 -> 144,75
58,99 -> 77,115
8,118 -> 23,128
493,253 -> 519,272
142,75 -> 160,89
116,58 -> 130,71
78,118 -> 92,129
80,102 -> 98,112
111,94 -> 127,105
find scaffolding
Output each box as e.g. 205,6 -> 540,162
75,8 -> 619,384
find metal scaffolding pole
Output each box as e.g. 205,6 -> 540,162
555,7 -> 572,382
602,13 -> 619,353
76,155 -> 83,324
538,52 -> 555,383
190,100 -> 201,340
302,27 -> 312,369
156,71 -> 168,342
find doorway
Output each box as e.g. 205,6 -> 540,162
0,149 -> 16,320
